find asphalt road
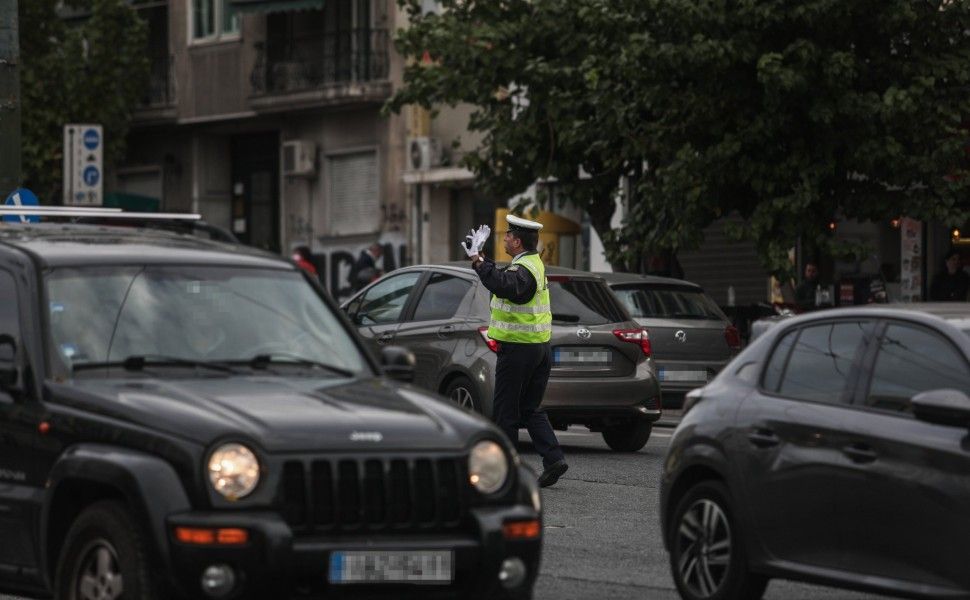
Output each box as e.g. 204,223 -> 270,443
521,424 -> 889,600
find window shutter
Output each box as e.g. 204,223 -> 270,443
329,151 -> 379,235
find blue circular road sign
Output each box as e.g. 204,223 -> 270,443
3,188 -> 41,223
83,166 -> 100,187
83,128 -> 100,150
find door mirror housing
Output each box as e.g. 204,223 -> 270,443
0,334 -> 19,390
911,389 -> 970,428
381,345 -> 415,383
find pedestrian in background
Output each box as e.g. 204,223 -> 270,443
350,243 -> 383,292
291,245 -> 318,278
930,249 -> 969,301
794,262 -> 820,311
462,215 -> 568,488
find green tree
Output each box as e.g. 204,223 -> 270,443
19,0 -> 149,202
388,0 -> 970,275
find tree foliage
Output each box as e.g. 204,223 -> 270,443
20,0 -> 149,202
388,0 -> 970,275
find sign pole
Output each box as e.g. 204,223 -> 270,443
0,0 -> 21,195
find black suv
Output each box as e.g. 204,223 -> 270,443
0,223 -> 541,600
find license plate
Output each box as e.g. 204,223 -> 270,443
658,368 -> 708,382
328,550 -> 453,584
554,347 -> 612,365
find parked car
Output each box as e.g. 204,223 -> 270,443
660,303 -> 970,600
0,221 -> 542,600
598,273 -> 740,404
341,263 -> 662,451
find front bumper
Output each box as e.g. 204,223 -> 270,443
165,468 -> 541,600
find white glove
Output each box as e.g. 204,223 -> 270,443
460,229 -> 478,258
472,224 -> 491,252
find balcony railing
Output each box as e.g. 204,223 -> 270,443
140,53 -> 175,107
251,29 -> 389,95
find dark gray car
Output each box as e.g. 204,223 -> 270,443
660,303 -> 970,600
342,263 -> 662,451
599,273 -> 740,402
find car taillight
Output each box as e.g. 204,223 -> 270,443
724,325 -> 741,350
478,326 -> 499,352
613,327 -> 651,357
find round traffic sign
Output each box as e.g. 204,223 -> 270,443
3,188 -> 41,223
82,166 -> 100,187
83,128 -> 100,150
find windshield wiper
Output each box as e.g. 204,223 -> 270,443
73,354 -> 241,374
246,353 -> 355,378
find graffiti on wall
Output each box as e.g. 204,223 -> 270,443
303,236 -> 408,300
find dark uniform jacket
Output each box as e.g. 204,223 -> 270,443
472,253 -> 538,304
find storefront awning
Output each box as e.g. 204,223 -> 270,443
229,0 -> 326,14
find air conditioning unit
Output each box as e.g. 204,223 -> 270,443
282,140 -> 317,177
407,137 -> 442,171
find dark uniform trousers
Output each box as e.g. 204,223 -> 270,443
493,340 -> 565,468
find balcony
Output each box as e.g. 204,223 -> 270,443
249,29 -> 390,112
133,53 -> 177,124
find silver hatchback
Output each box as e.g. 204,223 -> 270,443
342,263 -> 662,451
599,273 -> 740,403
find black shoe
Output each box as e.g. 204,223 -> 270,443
538,460 -> 568,488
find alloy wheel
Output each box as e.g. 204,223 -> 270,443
74,540 -> 124,600
451,385 -> 475,410
676,498 -> 732,598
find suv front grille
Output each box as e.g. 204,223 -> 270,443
278,456 -> 468,535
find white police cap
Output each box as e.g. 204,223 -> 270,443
506,214 -> 543,232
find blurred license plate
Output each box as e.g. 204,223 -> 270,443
554,348 -> 612,365
658,368 -> 708,382
329,550 -> 453,584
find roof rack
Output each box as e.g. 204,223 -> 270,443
0,207 -> 201,220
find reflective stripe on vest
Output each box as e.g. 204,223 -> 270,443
487,253 -> 553,343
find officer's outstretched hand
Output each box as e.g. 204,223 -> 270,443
460,230 -> 478,258
472,224 -> 491,252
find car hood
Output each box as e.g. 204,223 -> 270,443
50,376 -> 491,453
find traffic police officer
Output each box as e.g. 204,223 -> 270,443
462,215 -> 568,488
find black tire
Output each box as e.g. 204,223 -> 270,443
668,480 -> 767,600
55,500 -> 164,600
444,376 -> 482,413
601,420 -> 652,452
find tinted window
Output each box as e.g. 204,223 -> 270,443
46,267 -> 368,374
548,279 -> 627,325
0,270 -> 19,338
866,324 -> 970,413
776,322 -> 870,403
356,272 -> 421,325
762,329 -> 796,392
612,285 -> 725,320
412,274 -> 472,321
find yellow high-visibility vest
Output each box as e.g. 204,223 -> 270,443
487,253 -> 552,343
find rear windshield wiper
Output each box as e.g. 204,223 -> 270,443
246,353 -> 355,378
72,355 -> 241,374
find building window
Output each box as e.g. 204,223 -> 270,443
191,0 -> 239,42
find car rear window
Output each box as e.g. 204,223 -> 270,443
612,285 -> 725,320
548,279 -> 628,325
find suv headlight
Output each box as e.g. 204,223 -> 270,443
468,440 -> 509,494
208,443 -> 260,500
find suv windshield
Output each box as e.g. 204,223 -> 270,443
548,279 -> 628,325
612,285 -> 725,320
45,266 -> 368,376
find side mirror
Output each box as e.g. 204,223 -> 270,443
911,389 -> 970,428
0,334 -> 18,390
381,345 -> 415,383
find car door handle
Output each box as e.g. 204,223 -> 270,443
747,428 -> 780,448
377,332 -> 394,345
437,324 -> 456,337
843,443 -> 878,464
